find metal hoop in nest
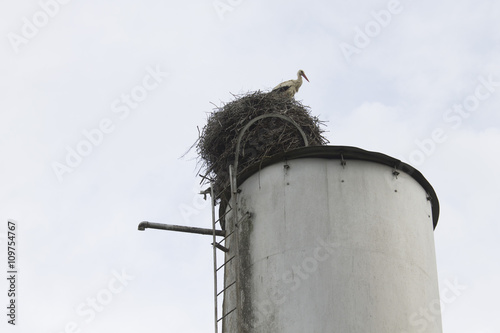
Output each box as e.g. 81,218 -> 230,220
233,113 -> 309,175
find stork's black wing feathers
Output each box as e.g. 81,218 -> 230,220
272,85 -> 292,94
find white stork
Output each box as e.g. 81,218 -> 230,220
272,69 -> 309,97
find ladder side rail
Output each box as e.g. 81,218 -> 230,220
210,182 -> 219,333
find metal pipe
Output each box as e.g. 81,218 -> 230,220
137,221 -> 225,237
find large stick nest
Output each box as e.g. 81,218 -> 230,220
197,91 -> 328,202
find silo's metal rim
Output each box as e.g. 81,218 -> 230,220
237,145 -> 440,229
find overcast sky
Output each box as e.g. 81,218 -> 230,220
1,0 -> 499,332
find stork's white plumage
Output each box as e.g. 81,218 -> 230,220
272,69 -> 309,97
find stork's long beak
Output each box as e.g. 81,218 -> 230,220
302,73 -> 310,82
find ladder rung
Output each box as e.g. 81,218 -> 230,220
217,307 -> 236,322
217,255 -> 235,271
237,212 -> 250,224
221,230 -> 234,241
216,206 -> 233,222
215,236 -> 229,248
217,280 -> 236,297
234,212 -> 251,227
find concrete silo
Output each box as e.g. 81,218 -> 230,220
220,145 -> 442,333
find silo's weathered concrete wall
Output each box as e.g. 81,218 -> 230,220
223,151 -> 442,333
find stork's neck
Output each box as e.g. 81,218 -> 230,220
296,72 -> 303,84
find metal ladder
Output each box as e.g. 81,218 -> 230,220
209,178 -> 227,333
210,114 -> 310,333
210,167 -> 249,333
